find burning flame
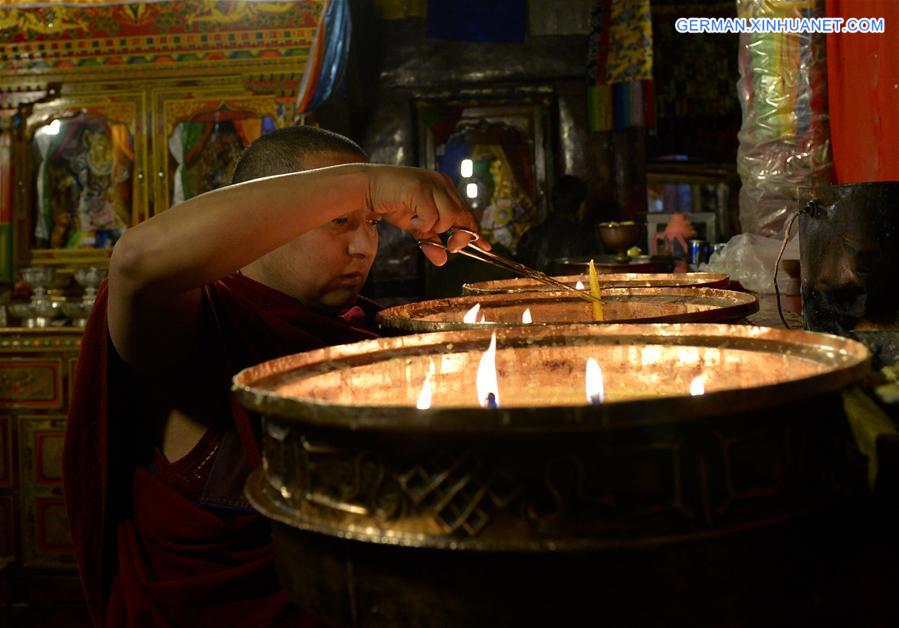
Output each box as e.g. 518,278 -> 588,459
416,377 -> 432,409
575,280 -> 585,290
476,332 -> 500,408
690,375 -> 705,396
416,358 -> 436,410
586,357 -> 604,404
522,308 -> 533,324
463,303 -> 481,324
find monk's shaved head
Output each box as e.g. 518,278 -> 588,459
231,126 -> 367,184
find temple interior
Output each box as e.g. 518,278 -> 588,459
1,1 -> 898,626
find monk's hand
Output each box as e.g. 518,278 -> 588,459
367,165 -> 490,266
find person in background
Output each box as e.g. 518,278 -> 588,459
516,175 -> 594,272
63,126 -> 483,627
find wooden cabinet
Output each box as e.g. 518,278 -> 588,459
0,330 -> 81,575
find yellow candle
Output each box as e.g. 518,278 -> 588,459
588,259 -> 603,321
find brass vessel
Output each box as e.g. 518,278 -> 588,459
376,287 -> 758,334
236,324 -> 870,626
462,272 -> 730,295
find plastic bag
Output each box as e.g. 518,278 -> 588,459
736,0 -> 831,237
699,233 -> 798,294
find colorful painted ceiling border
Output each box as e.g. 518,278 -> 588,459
0,1 -> 179,6
0,0 -> 322,78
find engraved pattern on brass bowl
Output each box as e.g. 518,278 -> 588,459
236,324 -> 870,552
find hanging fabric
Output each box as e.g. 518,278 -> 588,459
295,0 -> 352,117
826,0 -> 899,183
586,0 -> 655,132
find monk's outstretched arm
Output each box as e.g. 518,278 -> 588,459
108,163 -> 481,374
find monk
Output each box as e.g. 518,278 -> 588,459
63,127 -> 485,627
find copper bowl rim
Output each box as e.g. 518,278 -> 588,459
375,287 -> 759,333
462,273 -> 731,295
596,221 -> 643,229
233,323 -> 870,434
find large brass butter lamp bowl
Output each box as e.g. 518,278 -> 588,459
376,287 -> 758,334
235,324 -> 870,626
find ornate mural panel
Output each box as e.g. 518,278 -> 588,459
151,85 -> 296,212
0,1 -> 321,82
20,90 -> 148,265
416,89 -> 553,256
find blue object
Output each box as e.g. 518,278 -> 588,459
307,0 -> 352,111
426,0 -> 525,42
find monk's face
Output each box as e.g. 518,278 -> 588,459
251,151 -> 378,311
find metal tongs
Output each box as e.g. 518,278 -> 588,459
418,228 -> 604,305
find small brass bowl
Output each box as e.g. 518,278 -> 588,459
597,222 -> 643,262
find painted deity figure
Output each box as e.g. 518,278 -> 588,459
477,147 -> 537,254
69,129 -> 129,247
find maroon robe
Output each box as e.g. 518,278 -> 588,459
63,273 -> 379,627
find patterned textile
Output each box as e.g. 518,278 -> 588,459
295,0 -> 351,116
586,0 -> 655,132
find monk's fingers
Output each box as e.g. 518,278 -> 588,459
418,237 -> 449,267
408,212 -> 437,237
431,175 -> 491,251
430,186 -> 487,248
380,168 -> 486,255
470,231 -> 491,251
445,229 -> 476,252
